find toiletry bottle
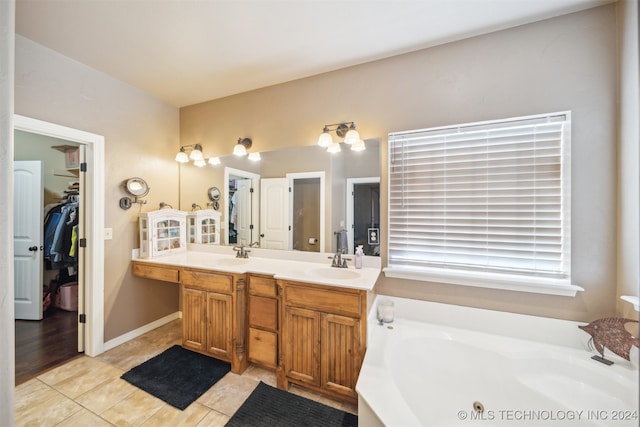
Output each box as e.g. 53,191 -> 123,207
355,245 -> 363,269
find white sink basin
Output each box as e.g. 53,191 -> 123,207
212,257 -> 250,266
304,267 -> 360,280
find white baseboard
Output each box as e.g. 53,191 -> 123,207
102,311 -> 182,352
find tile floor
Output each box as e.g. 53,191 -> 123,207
14,319 -> 357,426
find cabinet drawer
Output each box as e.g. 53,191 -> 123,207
249,296 -> 277,330
249,275 -> 277,297
181,268 -> 232,293
248,328 -> 277,368
284,282 -> 362,318
132,262 -> 180,283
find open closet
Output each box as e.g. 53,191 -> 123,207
14,131 -> 82,384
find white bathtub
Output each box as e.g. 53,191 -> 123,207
356,297 -> 639,426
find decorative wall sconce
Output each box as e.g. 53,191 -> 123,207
317,122 -> 365,152
119,177 -> 149,210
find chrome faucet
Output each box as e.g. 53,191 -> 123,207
233,241 -> 259,258
233,244 -> 249,258
330,250 -> 351,268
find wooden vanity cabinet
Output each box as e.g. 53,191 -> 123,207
181,267 -> 248,374
278,280 -> 366,403
247,274 -> 278,369
132,261 -> 180,283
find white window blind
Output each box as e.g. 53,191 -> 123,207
388,112 -> 571,285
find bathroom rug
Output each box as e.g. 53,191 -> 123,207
225,381 -> 357,427
121,344 -> 230,410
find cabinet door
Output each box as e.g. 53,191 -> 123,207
321,313 -> 360,399
182,287 -> 205,352
205,292 -> 233,360
284,306 -> 321,387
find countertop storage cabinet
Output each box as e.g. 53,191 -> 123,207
278,280 -> 367,403
139,209 -> 187,259
180,267 -> 248,374
247,274 -> 278,369
187,209 -> 221,245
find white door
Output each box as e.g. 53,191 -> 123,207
14,161 -> 44,320
235,179 -> 253,245
260,178 -> 289,249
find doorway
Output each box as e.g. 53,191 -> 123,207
13,115 -> 105,385
13,134 -> 83,384
224,167 -> 260,246
346,178 -> 380,256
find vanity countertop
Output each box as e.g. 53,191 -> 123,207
133,247 -> 381,291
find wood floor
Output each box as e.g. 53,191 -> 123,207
15,307 -> 81,385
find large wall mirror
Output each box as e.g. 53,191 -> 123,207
179,139 -> 380,254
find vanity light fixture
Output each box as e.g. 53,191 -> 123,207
208,156 -> 221,166
248,152 -> 261,161
234,137 -> 252,156
175,143 -> 207,164
317,122 -> 365,152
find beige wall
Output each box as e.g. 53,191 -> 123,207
15,35 -> 181,341
182,5 -> 622,322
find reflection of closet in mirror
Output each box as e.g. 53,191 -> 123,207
224,167 -> 260,246
347,178 -> 380,256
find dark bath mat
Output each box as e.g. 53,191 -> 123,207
121,344 -> 230,410
225,381 -> 357,427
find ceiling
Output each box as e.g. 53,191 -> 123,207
16,0 -> 610,108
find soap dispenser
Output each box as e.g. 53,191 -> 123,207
355,245 -> 364,269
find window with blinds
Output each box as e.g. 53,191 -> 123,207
387,112 -> 573,292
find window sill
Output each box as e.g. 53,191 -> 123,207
382,267 -> 584,297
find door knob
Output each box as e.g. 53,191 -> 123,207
260,234 -> 265,238
28,246 -> 38,252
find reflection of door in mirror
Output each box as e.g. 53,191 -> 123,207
259,178 -> 289,249
225,167 -> 260,246
347,178 -> 381,256
292,177 -> 321,252
233,179 -> 252,245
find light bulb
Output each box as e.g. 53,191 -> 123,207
350,139 -> 366,151
317,130 -> 333,147
190,145 -> 204,161
175,150 -> 189,163
327,142 -> 341,153
248,152 -> 261,161
233,143 -> 247,156
208,157 -> 221,165
344,128 -> 360,145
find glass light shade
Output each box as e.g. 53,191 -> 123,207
327,142 -> 341,153
193,158 -> 206,167
248,152 -> 261,161
190,147 -> 204,161
344,128 -> 360,144
317,131 -> 333,147
350,139 -> 366,151
233,143 -> 247,156
208,156 -> 221,165
175,151 -> 189,163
